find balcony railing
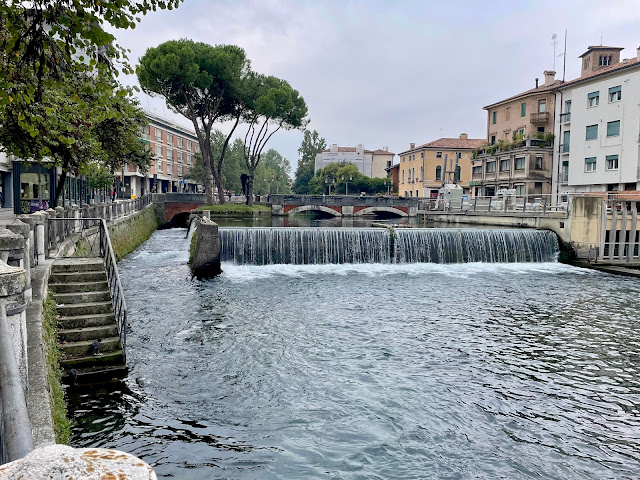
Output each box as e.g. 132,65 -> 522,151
530,112 -> 550,124
561,143 -> 569,153
560,112 -> 571,123
558,173 -> 568,184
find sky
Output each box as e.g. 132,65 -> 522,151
113,0 -> 640,171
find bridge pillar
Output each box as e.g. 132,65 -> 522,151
342,206 -> 354,217
409,205 -> 418,217
271,202 -> 285,216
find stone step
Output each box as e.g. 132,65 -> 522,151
60,336 -> 120,355
52,258 -> 104,273
57,313 -> 116,329
63,365 -> 128,386
54,291 -> 111,304
56,301 -> 113,317
49,281 -> 109,294
58,325 -> 118,343
50,271 -> 107,284
60,350 -> 124,370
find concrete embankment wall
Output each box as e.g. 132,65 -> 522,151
109,205 -> 159,260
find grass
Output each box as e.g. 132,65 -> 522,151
110,207 -> 159,260
42,292 -> 71,444
195,204 -> 270,215
73,237 -> 93,257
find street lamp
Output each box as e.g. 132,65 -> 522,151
384,180 -> 391,196
324,178 -> 335,195
341,175 -> 353,195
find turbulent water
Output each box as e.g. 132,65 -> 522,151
219,228 -> 559,265
67,228 -> 640,480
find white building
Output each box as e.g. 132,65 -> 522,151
315,144 -> 395,178
553,45 -> 640,201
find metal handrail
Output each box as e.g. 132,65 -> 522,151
0,303 -> 34,464
99,220 -> 127,363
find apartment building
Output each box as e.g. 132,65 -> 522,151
130,111 -> 200,197
398,134 -> 484,198
315,144 -> 395,178
553,46 -> 640,200
472,71 -> 558,199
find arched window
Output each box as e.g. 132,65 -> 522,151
412,168 -> 415,182
402,170 -> 405,183
454,165 -> 461,182
420,166 -> 424,181
435,165 -> 442,181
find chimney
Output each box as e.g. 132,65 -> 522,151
535,78 -> 539,88
543,70 -> 556,85
459,133 -> 468,140
410,142 -> 415,149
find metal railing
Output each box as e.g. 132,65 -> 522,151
0,303 -> 34,464
419,193 -> 569,215
560,112 -> 571,123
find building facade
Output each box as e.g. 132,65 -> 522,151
128,111 -> 201,198
472,71 -> 558,199
553,46 -> 640,201
315,144 -> 395,178
397,134 -> 484,198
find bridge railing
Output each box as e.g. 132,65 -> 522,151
419,194 -> 568,216
271,194 -> 419,207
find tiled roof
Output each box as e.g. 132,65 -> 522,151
399,137 -> 485,155
485,57 -> 640,108
579,45 -> 624,58
321,147 -> 395,155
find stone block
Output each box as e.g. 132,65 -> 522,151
190,218 -> 221,279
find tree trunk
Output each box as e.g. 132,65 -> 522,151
201,142 -> 214,204
245,170 -> 254,206
214,170 -> 226,204
52,168 -> 68,208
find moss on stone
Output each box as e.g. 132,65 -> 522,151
189,226 -> 197,266
43,292 -> 71,444
109,207 -> 159,261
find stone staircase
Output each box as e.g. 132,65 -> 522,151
49,258 -> 126,384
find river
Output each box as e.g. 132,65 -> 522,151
67,226 -> 640,479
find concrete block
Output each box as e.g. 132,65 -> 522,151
190,218 -> 221,279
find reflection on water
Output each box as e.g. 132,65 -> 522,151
67,228 -> 640,480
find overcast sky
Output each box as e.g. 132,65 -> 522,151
113,0 -> 640,170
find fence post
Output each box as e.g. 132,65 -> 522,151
5,220 -> 32,303
543,197 -> 548,214
488,197 -> 492,212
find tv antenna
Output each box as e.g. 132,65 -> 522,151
552,33 -> 558,70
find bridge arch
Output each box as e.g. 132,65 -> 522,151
287,205 -> 342,217
354,206 -> 407,217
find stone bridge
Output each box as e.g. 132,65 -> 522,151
270,195 -> 419,217
152,193 -> 207,226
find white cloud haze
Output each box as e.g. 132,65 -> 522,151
113,0 -> 640,169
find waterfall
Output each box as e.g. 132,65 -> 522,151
220,228 -> 391,265
219,227 -> 559,265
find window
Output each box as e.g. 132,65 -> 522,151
402,156 -> 405,163
585,157 -> 597,172
500,159 -> 510,171
402,170 -> 405,183
420,166 -> 424,181
520,102 -> 526,117
562,130 -> 570,153
473,166 -> 482,175
456,152 -> 461,160
490,135 -> 496,145
515,157 -> 525,170
492,111 -> 497,124
588,91 -> 599,107
486,161 -> 496,173
186,154 -> 192,165
534,182 -> 542,195
387,160 -> 392,169
538,99 -> 546,113
606,155 -> 619,170
412,168 -> 415,182
535,156 -> 543,170
537,127 -> 545,133
435,166 -> 442,180
519,128 -> 525,137
436,152 -> 442,158
607,120 -> 620,137
155,144 -> 162,156
515,184 -> 525,196
599,55 -> 612,66
565,99 -> 572,113
195,143 -> 200,153
187,141 -> 192,152
177,137 -> 183,148
586,124 -> 598,140
421,152 -> 424,159
505,107 -> 511,121
167,148 -> 172,160
157,160 -> 162,172
166,133 -> 173,144
609,85 -> 621,102
155,129 -> 162,141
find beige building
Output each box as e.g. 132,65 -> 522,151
315,144 -> 395,178
472,71 -> 559,199
398,134 -> 484,198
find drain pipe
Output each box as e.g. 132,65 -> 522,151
0,302 -> 34,463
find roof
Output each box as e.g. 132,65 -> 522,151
484,57 -> 640,108
399,137 -> 485,155
321,147 -> 395,155
579,45 -> 624,58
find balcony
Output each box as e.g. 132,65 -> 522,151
530,112 -> 550,125
560,143 -> 569,154
558,173 -> 568,185
560,112 -> 571,124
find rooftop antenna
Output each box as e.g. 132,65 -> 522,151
440,128 -> 443,138
562,30 -> 567,82
552,33 -> 558,70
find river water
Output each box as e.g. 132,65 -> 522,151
67,227 -> 640,479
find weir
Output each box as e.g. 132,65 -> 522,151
219,227 -> 559,265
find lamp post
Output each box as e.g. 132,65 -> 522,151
384,180 -> 391,196
325,178 -> 335,195
341,175 -> 353,195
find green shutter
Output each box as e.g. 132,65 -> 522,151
521,102 -> 526,117
607,120 -> 620,137
606,155 -> 618,161
586,125 -> 598,140
587,91 -> 599,99
609,86 -> 621,94
585,157 -> 597,163
492,111 -> 497,124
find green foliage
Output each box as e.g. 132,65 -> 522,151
309,163 -> 388,196
219,138 -> 247,194
253,149 -> 292,195
293,129 -> 326,194
544,132 -> 555,145
43,293 -> 70,445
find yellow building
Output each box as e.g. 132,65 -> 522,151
398,134 -> 485,198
